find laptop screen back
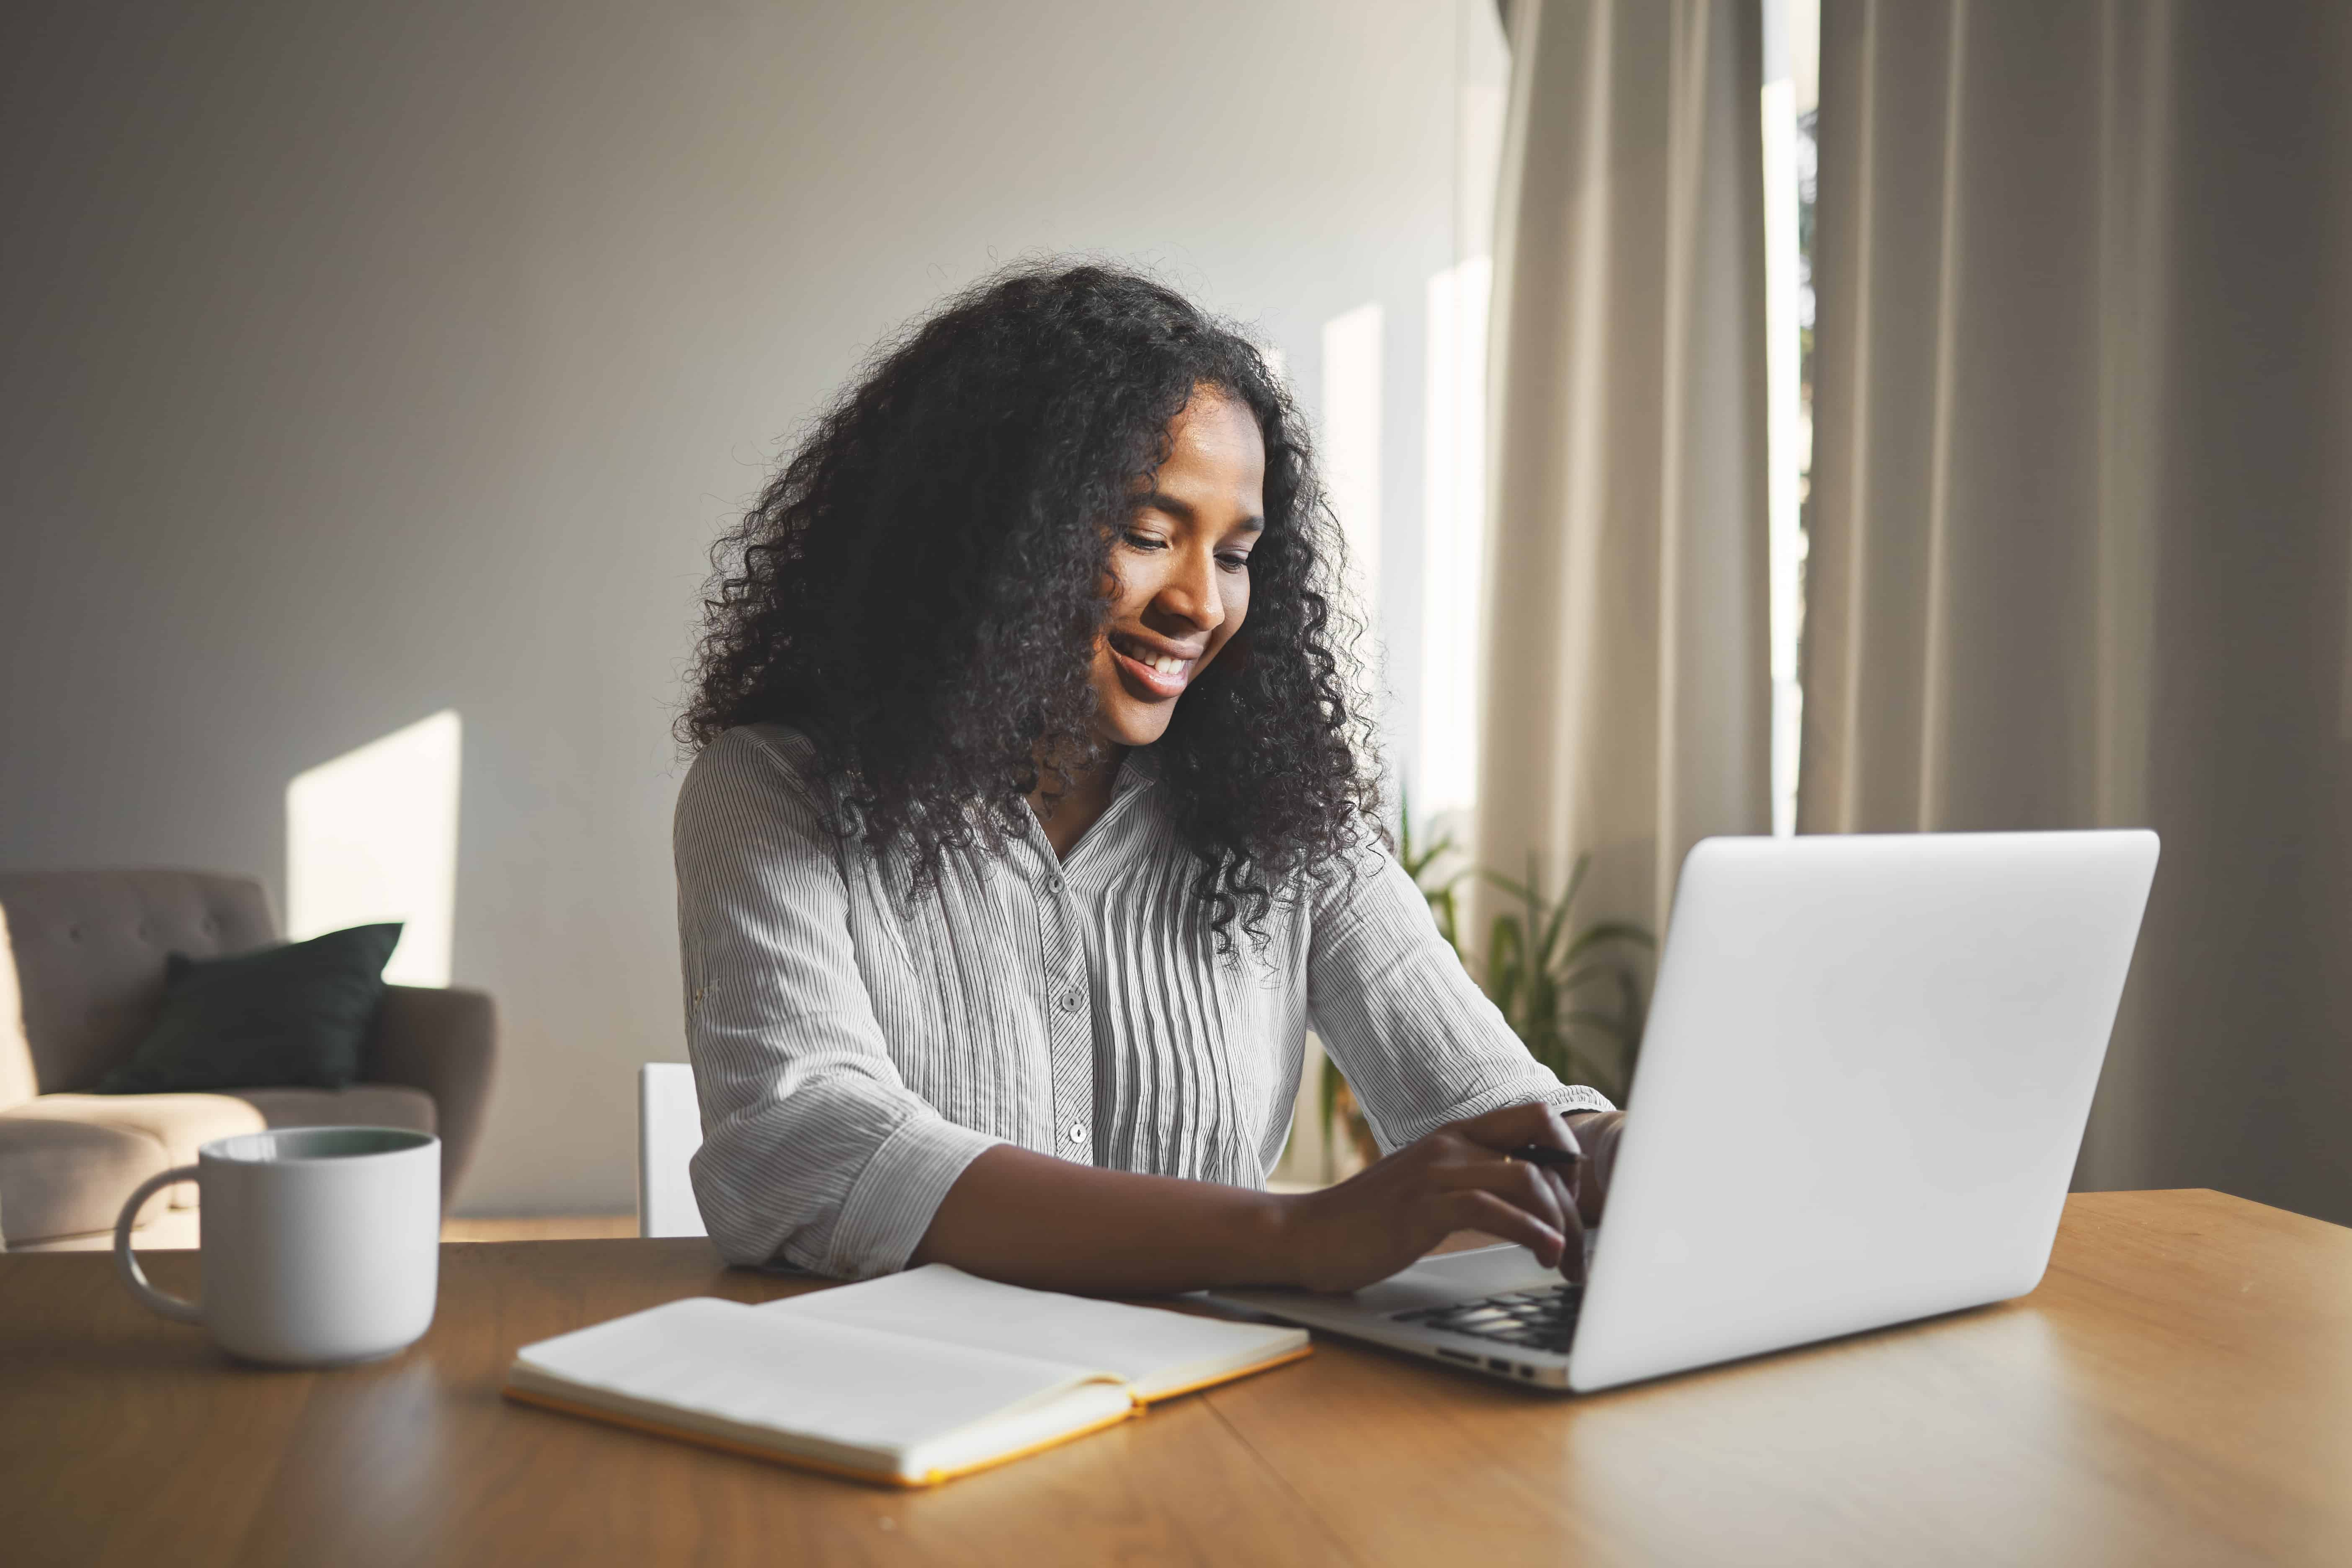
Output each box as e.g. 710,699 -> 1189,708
1568,830 -> 2159,1393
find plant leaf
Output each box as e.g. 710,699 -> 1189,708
1560,850 -> 1592,913
1480,868 -> 1532,901
1319,1049 -> 1340,1147
1488,914 -> 1524,1019
1520,855 -> 1547,968
1538,892 -> 1573,970
1553,960 -> 1628,993
1558,920 -> 1657,964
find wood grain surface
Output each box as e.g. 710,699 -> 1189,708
4,1189 -> 2348,1567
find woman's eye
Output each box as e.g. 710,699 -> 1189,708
1217,553 -> 1251,573
1122,530 -> 1168,552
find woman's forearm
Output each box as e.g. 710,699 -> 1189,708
910,1143 -> 1300,1294
908,1102 -> 1615,1297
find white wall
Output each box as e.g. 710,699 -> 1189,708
0,0 -> 1472,1212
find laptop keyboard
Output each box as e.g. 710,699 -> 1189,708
1391,1283 -> 1584,1354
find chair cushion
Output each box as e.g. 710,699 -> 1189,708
230,1084 -> 438,1137
97,923 -> 402,1095
2,1093 -> 268,1207
0,903 -> 32,1112
0,1086 -> 432,1247
0,869 -> 280,1094
0,1115 -> 171,1246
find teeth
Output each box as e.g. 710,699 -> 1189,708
1115,637 -> 1190,678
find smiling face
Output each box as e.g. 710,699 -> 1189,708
1090,385 -> 1265,750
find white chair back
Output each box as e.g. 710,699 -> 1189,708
636,1062 -> 707,1238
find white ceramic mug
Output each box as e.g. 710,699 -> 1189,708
113,1126 -> 441,1366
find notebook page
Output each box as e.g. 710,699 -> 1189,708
761,1266 -> 1308,1400
513,1297 -> 1123,1475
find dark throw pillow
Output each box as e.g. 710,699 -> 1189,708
97,922 -> 405,1095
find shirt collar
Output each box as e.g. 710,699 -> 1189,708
1114,745 -> 1162,795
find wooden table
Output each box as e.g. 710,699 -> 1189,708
5,1189 -> 2349,1566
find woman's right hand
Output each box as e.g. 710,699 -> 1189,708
1276,1101 -> 1589,1294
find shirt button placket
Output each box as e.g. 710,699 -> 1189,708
1038,867 -> 1092,1162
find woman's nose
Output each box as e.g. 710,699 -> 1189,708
1155,545 -> 1225,631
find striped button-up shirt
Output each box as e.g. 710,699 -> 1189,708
675,723 -> 1610,1277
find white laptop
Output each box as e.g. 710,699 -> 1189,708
1210,830 -> 2160,1393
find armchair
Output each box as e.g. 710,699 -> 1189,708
0,868 -> 496,1250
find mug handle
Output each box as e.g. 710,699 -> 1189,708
113,1165 -> 204,1324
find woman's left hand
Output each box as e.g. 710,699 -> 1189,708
1561,1110 -> 1626,1229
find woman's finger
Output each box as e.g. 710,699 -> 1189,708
1434,1150 -> 1591,1283
1444,1190 -> 1565,1268
1538,1162 -> 1577,1219
1539,1165 -> 1590,1285
1436,1152 -> 1571,1238
1456,1099 -> 1583,1159
1565,1111 -> 1625,1226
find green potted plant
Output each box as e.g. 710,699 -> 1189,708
1476,852 -> 1652,1104
1317,799 -> 1654,1168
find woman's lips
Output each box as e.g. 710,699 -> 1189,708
1108,634 -> 1198,699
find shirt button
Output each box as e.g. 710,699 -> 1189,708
1058,987 -> 1083,1014
1066,1124 -> 1088,1146
1043,873 -> 1065,895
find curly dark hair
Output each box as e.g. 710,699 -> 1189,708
682,261 -> 1379,943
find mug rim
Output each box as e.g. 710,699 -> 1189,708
200,1125 -> 439,1165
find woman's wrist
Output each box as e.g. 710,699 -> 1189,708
1246,1187 -> 1314,1289
1257,1180 -> 1377,1293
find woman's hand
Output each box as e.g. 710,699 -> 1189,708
1278,1101 -> 1615,1294
1561,1109 -> 1625,1229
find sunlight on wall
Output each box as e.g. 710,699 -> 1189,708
1418,255 -> 1493,821
1320,303 -> 1385,629
286,710 -> 462,986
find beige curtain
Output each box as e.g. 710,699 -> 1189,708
1803,0 -> 2352,1221
1475,0 -> 1772,970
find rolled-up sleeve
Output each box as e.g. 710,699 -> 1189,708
1307,846 -> 1613,1152
675,729 -> 1001,1277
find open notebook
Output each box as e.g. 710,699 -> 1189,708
503,1265 -> 1309,1486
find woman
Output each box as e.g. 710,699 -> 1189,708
676,263 -> 1624,1294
